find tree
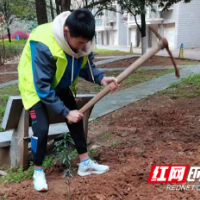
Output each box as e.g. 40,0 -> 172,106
49,0 -> 55,20
55,0 -> 71,14
0,0 -> 36,42
62,0 -> 71,12
0,13 -> 5,64
35,0 -> 48,25
85,0 -> 192,54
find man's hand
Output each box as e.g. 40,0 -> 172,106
101,76 -> 119,92
66,110 -> 83,124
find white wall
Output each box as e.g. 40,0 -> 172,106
176,0 -> 200,48
118,14 -> 127,45
162,4 -> 179,24
164,23 -> 175,49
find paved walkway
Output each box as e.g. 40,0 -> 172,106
90,64 -> 200,120
95,55 -> 139,66
0,72 -> 18,75
97,45 -> 200,61
100,65 -> 184,72
0,80 -> 18,89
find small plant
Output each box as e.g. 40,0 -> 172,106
53,132 -> 76,199
53,132 -> 75,176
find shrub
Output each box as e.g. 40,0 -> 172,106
3,31 -> 29,40
12,31 -> 29,39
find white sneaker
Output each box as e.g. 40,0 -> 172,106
33,170 -> 48,191
78,159 -> 109,176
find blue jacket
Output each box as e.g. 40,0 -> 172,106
31,41 -> 105,117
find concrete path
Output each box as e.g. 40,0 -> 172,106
97,45 -> 200,61
90,64 -> 200,120
95,55 -> 139,66
0,80 -> 18,89
100,65 -> 184,72
0,72 -> 18,75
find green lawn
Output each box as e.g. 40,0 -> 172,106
93,48 -> 140,56
158,73 -> 200,98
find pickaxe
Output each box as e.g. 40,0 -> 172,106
79,25 -> 180,114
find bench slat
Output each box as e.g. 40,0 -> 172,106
2,96 -> 23,130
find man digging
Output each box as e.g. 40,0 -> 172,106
18,8 -> 119,191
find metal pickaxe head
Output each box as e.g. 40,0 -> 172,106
149,25 -> 180,78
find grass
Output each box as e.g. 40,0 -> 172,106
158,73 -> 200,98
0,85 -> 20,132
76,69 -> 174,94
0,146 -> 100,184
0,39 -> 27,45
99,132 -> 115,141
93,48 -> 140,56
0,40 -> 26,61
121,69 -> 174,88
0,157 -> 53,184
179,60 -> 200,65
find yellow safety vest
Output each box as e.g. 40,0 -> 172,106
18,23 -> 88,110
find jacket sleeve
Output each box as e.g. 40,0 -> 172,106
30,41 -> 70,117
79,52 -> 105,85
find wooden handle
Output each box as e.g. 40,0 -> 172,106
79,40 -> 166,114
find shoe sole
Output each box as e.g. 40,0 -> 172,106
34,186 -> 48,192
78,168 -> 109,176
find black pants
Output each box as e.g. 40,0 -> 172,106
29,88 -> 87,166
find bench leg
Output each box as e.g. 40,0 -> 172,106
10,108 -> 29,169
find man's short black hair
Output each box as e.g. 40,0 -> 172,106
65,8 -> 95,41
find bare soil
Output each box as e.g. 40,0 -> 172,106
1,93 -> 200,199
97,56 -> 200,68
0,74 -> 18,84
0,64 -> 18,73
0,56 -> 199,74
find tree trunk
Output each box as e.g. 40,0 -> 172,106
55,0 -> 61,14
61,0 -> 71,12
35,0 -> 48,25
49,0 -> 55,20
7,27 -> 11,42
0,25 -> 5,64
141,1 -> 146,54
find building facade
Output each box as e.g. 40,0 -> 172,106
96,0 -> 200,49
94,3 -> 127,46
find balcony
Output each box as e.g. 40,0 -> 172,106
126,5 -> 163,28
95,16 -> 116,31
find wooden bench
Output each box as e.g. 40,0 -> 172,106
0,94 -> 95,169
